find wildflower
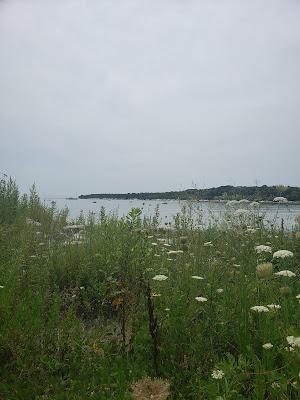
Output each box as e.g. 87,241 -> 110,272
216,288 -> 224,293
234,209 -> 250,217
152,275 -> 168,281
274,270 -> 296,277
151,293 -> 161,298
0,285 -> 4,289
262,343 -> 273,349
211,369 -> 225,380
163,243 -> 171,247
164,308 -> 170,311
167,250 -> 183,255
267,304 -> 281,310
286,336 -> 300,348
296,294 -> 300,299
285,346 -> 295,352
271,382 -> 280,389
296,232 -> 300,240
250,306 -> 269,313
273,250 -> 293,259
131,377 -> 170,400
151,243 -> 158,246
80,286 -> 85,290
254,245 -> 272,254
191,276 -> 204,280
195,296 -> 208,302
204,241 -> 213,247
273,197 -> 288,203
256,263 -> 273,278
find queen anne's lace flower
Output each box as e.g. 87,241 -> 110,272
152,275 -> 168,281
274,270 -> 296,277
255,245 -> 272,254
286,336 -> 300,348
167,250 -> 183,255
191,276 -> 204,280
234,209 -> 250,217
211,369 -> 225,380
262,343 -> 273,349
273,197 -> 288,203
195,296 -> 208,302
250,306 -> 269,313
267,304 -> 281,310
273,250 -> 293,259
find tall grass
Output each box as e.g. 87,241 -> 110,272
0,178 -> 299,399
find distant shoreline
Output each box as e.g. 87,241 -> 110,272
77,185 -> 300,202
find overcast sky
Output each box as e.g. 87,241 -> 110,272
1,0 -> 300,197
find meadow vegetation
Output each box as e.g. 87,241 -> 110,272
0,177 -> 299,399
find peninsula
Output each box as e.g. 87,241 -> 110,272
78,185 -> 300,201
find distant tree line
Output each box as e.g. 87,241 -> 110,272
78,185 -> 300,201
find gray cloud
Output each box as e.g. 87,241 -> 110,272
1,0 -> 300,196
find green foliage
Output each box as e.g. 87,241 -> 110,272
0,181 -> 299,399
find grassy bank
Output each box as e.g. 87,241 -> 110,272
0,178 -> 299,399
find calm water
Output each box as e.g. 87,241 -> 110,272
44,198 -> 300,230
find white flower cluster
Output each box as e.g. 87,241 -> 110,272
286,336 -> 300,348
167,250 -> 184,255
274,270 -> 296,277
267,304 -> 281,310
273,250 -> 294,259
152,275 -> 168,281
262,343 -> 273,349
273,197 -> 288,203
211,369 -> 225,380
250,306 -> 269,313
254,245 -> 272,254
234,209 -> 250,217
195,296 -> 208,302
